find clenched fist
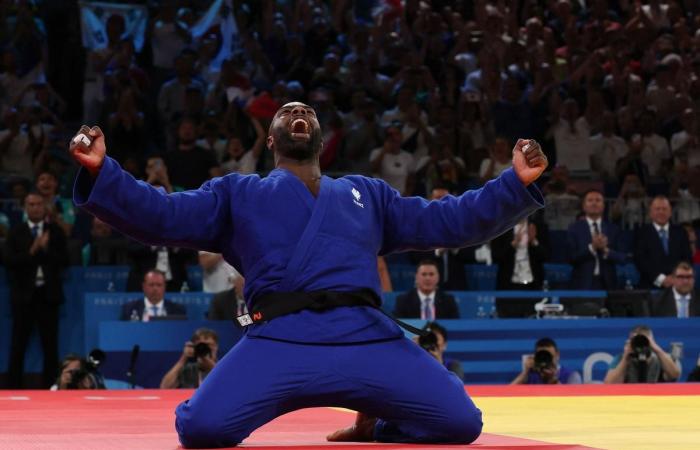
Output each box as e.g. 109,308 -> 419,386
69,125 -> 106,178
512,139 -> 548,186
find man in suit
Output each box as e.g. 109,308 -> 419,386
567,189 -> 627,289
125,240 -> 197,292
635,196 -> 692,289
120,269 -> 187,321
4,192 -> 69,388
651,262 -> 699,317
393,260 -> 459,319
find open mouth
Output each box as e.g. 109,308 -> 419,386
289,118 -> 311,140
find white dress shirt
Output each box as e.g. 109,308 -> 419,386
143,298 -> 166,322
27,219 -> 45,286
672,288 -> 691,318
586,217 -> 603,276
652,222 -> 670,287
417,289 -> 436,320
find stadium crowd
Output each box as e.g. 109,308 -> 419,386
2,0 -> 700,388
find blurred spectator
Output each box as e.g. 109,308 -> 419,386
370,121 -> 415,196
604,325 -> 680,384
543,166 -> 580,231
165,117 -> 219,190
221,115 -> 265,175
651,261 -> 699,318
4,192 -> 68,388
491,217 -> 549,290
157,49 -> 203,132
567,190 -> 626,289
144,156 -> 173,193
83,14 -> 124,124
35,169 -> 73,237
107,88 -> 147,165
552,98 -> 592,172
634,108 -> 670,179
0,107 -> 32,180
208,269 -> 246,321
83,216 -> 127,266
478,136 -> 512,183
120,269 -> 186,321
126,239 -> 196,293
610,174 -> 646,230
150,3 -> 191,89
196,112 -> 227,163
634,196 -> 692,289
198,251 -> 236,294
511,337 -> 582,385
342,95 -> 382,174
160,327 -> 218,389
393,260 -> 459,320
670,108 -> 700,168
590,110 -> 629,183
683,223 -> 700,264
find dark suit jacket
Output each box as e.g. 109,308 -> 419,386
634,224 -> 691,288
4,221 -> 69,307
125,240 -> 197,292
120,299 -> 187,321
208,288 -> 238,320
491,221 -> 549,289
393,289 -> 459,319
567,219 -> 626,289
651,288 -> 700,317
408,248 -> 477,290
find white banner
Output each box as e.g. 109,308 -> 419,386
192,0 -> 238,70
79,1 -> 148,51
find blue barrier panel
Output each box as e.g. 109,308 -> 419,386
97,321 -> 241,388
400,318 -> 700,385
464,264 -> 497,290
83,292 -> 213,354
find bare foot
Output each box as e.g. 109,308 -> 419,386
326,412 -> 377,442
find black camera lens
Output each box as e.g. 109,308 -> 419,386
630,334 -> 651,361
418,333 -> 438,353
534,350 -> 553,370
194,342 -> 212,359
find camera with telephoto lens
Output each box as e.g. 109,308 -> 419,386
418,332 -> 438,353
67,349 -> 106,389
630,334 -> 652,362
188,342 -> 212,363
533,349 -> 554,373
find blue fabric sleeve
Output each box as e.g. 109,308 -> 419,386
73,156 -> 232,252
379,168 -> 545,254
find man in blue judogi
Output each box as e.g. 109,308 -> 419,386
70,102 -> 547,448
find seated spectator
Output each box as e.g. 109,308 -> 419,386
650,262 -> 699,318
682,223 -> 700,264
604,325 -> 681,383
511,338 -> 582,385
208,270 -> 246,321
120,269 -> 186,321
125,239 -> 196,292
567,190 -> 626,289
393,260 -> 459,319
160,328 -> 219,388
634,196 -> 691,289
417,322 -> 464,381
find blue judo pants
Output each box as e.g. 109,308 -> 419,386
175,335 -> 483,448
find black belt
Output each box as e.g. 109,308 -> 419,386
235,289 -> 428,336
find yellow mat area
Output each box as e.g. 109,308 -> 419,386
477,395 -> 700,450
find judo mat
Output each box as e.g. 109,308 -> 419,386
1,384 -> 698,449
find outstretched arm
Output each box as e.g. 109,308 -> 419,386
381,140 -> 547,253
70,126 -> 232,252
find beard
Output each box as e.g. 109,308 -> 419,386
273,126 -> 322,161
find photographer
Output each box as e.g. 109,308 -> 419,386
604,325 -> 681,383
50,352 -> 105,390
511,338 -> 582,385
160,328 -> 219,389
416,322 -> 464,381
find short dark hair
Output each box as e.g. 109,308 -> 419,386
192,327 -> 218,344
535,337 -> 557,350
674,261 -> 693,274
425,321 -> 448,341
417,259 -> 440,272
143,269 -> 167,281
582,189 -> 603,201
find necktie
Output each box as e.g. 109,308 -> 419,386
592,221 -> 600,235
423,297 -> 434,320
659,228 -> 669,254
678,296 -> 690,318
31,225 -> 39,238
150,305 -> 159,318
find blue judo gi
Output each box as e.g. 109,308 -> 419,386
74,157 -> 543,448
